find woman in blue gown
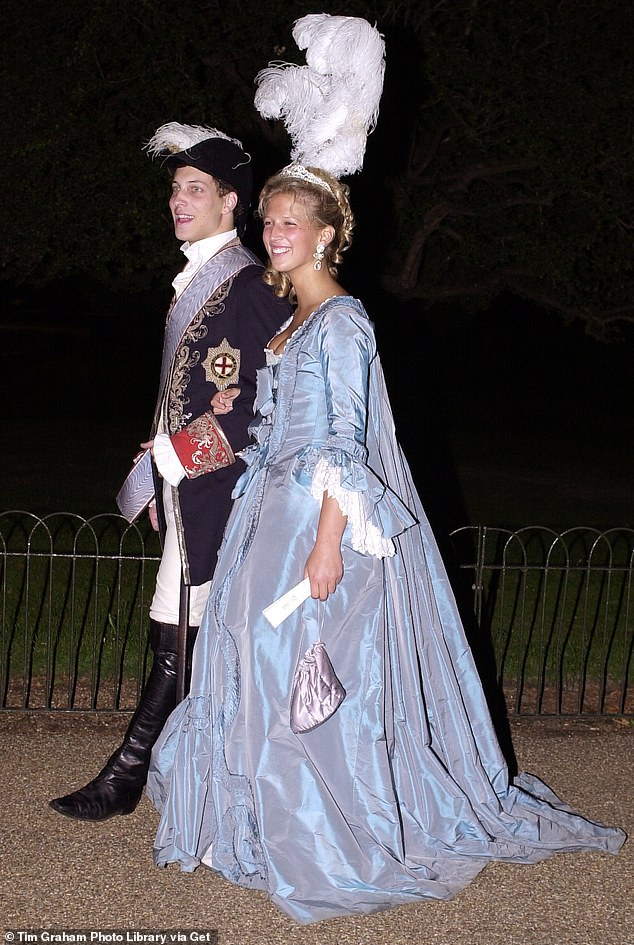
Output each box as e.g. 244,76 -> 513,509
147,163 -> 625,924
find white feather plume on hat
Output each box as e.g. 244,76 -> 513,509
145,122 -> 243,156
254,14 -> 385,178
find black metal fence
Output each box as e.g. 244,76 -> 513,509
450,525 -> 633,716
0,511 -> 160,711
1,512 -> 632,716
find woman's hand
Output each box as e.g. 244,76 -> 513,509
211,386 -> 241,415
304,494 -> 347,601
305,540 -> 344,601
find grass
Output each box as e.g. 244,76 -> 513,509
1,513 -> 632,713
452,526 -> 634,714
1,512 -> 161,709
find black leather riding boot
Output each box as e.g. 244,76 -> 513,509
49,619 -> 197,821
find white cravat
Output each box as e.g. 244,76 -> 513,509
171,229 -> 237,298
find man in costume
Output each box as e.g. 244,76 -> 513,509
49,122 -> 290,822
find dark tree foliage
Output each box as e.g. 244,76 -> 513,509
376,0 -> 633,339
0,0 -> 299,290
1,0 -> 632,336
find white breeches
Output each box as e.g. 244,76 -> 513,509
149,481 -> 211,627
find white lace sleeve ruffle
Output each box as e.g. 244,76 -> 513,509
310,456 -> 395,558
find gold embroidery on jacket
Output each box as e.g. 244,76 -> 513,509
166,279 -> 232,433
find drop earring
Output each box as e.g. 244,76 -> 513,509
313,242 -> 325,271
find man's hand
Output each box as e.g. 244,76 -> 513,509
211,387 -> 241,415
148,499 -> 159,532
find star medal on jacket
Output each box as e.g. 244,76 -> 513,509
202,338 -> 241,391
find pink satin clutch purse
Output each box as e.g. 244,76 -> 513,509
290,641 -> 346,734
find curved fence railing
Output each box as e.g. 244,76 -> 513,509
0,511 -> 161,711
449,525 -> 633,716
1,513 -> 632,716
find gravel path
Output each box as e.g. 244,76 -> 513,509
1,714 -> 631,945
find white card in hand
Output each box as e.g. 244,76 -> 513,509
263,578 -> 311,627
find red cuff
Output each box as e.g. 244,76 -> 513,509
170,411 -> 235,479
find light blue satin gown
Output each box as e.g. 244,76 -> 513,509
147,297 -> 625,924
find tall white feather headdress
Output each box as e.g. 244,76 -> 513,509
254,14 -> 385,178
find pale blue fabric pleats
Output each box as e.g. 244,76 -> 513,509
147,298 -> 625,924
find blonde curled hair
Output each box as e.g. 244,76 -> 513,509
256,166 -> 355,300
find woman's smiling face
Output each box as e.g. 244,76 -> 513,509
261,192 -> 324,275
